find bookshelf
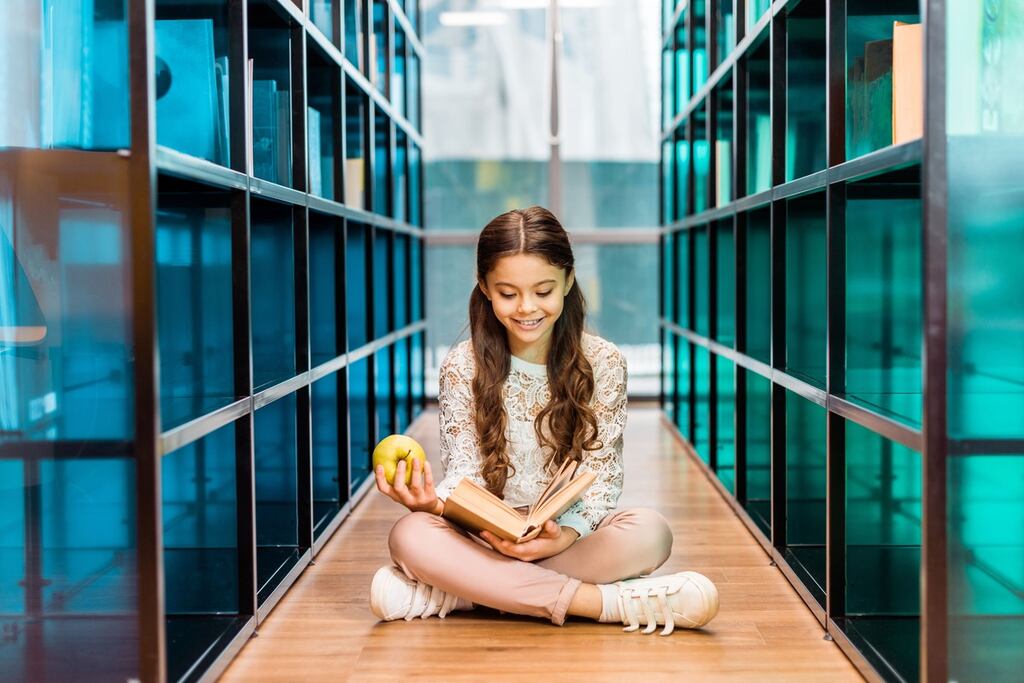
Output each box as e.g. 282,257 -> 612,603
0,1 -> 425,681
660,1 -> 1024,682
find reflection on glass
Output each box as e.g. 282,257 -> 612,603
785,390 -> 826,604
785,193 -> 826,387
249,13 -> 293,187
346,222 -> 370,350
348,357 -> 372,491
312,374 -> 343,535
250,201 -> 296,391
715,356 -> 735,493
0,1 -> 130,151
156,184 -> 234,430
785,1 -> 826,181
744,371 -> 771,535
254,393 -> 298,602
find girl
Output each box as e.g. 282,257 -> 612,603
369,206 -> 718,635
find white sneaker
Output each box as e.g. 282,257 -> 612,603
369,565 -> 472,621
614,571 -> 719,636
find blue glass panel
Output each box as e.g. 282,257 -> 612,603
154,3 -> 232,165
250,201 -> 296,391
312,374 -> 343,534
162,422 -> 238,614
1,152 -> 133,442
344,0 -> 365,72
0,1 -> 130,151
675,337 -> 691,439
254,393 -> 298,598
394,337 -> 410,434
372,0 -> 388,94
307,46 -> 337,200
345,222 -> 370,350
408,143 -> 422,226
373,230 -> 391,338
374,346 -> 393,438
393,233 -> 409,329
410,235 -> 422,321
348,357 -> 372,490
694,346 -> 711,463
394,133 -> 408,222
411,331 -> 425,412
394,29 -> 406,118
248,10 -> 293,187
156,183 -> 234,430
311,0 -> 334,41
373,110 -> 390,216
310,215 -> 341,366
345,80 -> 368,209
715,356 -> 735,493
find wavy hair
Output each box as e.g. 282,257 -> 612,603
468,206 -> 602,498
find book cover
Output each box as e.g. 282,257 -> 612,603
155,19 -> 218,161
892,21 -> 923,144
345,157 -> 365,208
214,56 -> 231,166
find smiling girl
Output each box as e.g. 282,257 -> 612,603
368,206 -> 719,635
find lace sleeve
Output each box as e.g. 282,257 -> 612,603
434,345 -> 488,501
556,341 -> 627,539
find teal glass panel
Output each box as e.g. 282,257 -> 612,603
745,38 -> 771,196
675,337 -> 691,439
662,232 -> 675,321
663,46 -> 675,130
373,110 -> 390,216
785,193 -> 826,388
345,79 -> 368,210
310,214 -> 342,366
674,131 -> 690,219
373,229 -> 391,338
411,331 -> 425,412
946,2 -> 1024,440
348,356 -> 373,491
372,0 -> 388,94
662,329 -> 676,422
662,141 -> 675,223
254,393 -> 299,601
394,132 -> 408,222
312,374 -> 343,535
1,152 -> 133,442
785,390 -> 826,604
674,228 -> 689,328
394,337 -> 411,433
156,181 -> 234,430
0,460 -> 23,615
845,173 -> 922,426
694,225 -> 709,336
0,1 -> 129,151
374,346 -> 393,438
948,454 -> 1024,683
744,370 -> 771,536
312,0 -> 334,41
408,53 -> 421,131
715,219 -> 735,346
692,0 -> 709,93
746,0 -> 772,32
393,233 -> 409,329
845,2 -> 919,159
674,24 -> 690,112
715,356 -> 735,493
409,143 -> 422,227
346,221 -> 370,350
714,76 -> 734,207
344,0 -> 365,72
785,1 -> 826,181
162,423 -> 238,615
693,106 -> 710,213
694,346 -> 711,463
250,200 -> 296,391
745,206 -> 771,363
394,29 -> 406,119
249,9 -> 293,187
715,0 -> 735,67
410,235 -> 422,321
308,45 -> 337,200
155,2 -> 231,166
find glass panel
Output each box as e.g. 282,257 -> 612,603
844,420 -> 921,683
674,336 -> 691,438
345,221 -> 370,350
662,141 -> 675,223
393,232 -> 408,329
308,44 -> 338,200
785,0 -> 826,181
745,206 -> 771,363
394,337 -> 410,434
675,228 -> 689,328
715,0 -> 735,67
715,356 -> 735,493
374,346 -> 393,439
312,374 -> 343,535
310,213 -> 342,366
394,132 -> 408,222
693,0 -> 709,93
746,0 -> 772,32
744,370 -> 771,536
662,329 -> 676,422
845,1 -> 919,159
408,52 -> 421,131
845,170 -> 922,426
694,346 -> 711,463
394,29 -> 406,118
715,219 -> 734,346
0,1 -> 130,151
254,393 -> 299,603
311,0 -> 334,41
0,152 -> 133,442
371,0 -> 388,95
407,0 -> 418,34
344,79 -> 368,209
156,180 -> 235,430
411,330 -> 425,412
745,37 -> 771,196
348,356 -> 372,491
675,127 -> 690,219
785,192 -> 826,388
344,0 -> 365,72
373,229 -> 391,338
249,7 -> 293,187
694,225 -> 709,336
693,105 -> 710,213
410,234 -> 422,321
408,142 -> 421,227
785,390 -> 826,605
662,232 -> 675,322
675,22 -> 691,112
663,44 -> 675,130
250,200 -> 296,391
373,109 -> 390,216
155,1 -> 231,166
714,75 -> 734,207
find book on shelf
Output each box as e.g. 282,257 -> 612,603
308,106 -> 322,196
345,157 -> 365,208
214,56 -> 231,166
892,21 -> 923,145
441,458 -> 596,544
848,37 -> 893,157
154,19 -> 219,162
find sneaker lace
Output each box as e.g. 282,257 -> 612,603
620,585 -> 676,636
404,581 -> 460,621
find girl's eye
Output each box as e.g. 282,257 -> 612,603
537,290 -> 552,297
500,293 -> 516,299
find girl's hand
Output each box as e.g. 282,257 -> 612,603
479,520 -> 580,562
375,458 -> 441,515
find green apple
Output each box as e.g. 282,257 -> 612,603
372,434 -> 428,486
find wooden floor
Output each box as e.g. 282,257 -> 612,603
222,407 -> 863,682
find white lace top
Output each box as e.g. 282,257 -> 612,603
434,332 -> 628,539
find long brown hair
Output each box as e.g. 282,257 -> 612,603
468,206 -> 602,498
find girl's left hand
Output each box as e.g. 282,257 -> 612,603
479,520 -> 579,562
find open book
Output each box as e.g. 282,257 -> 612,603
441,459 -> 596,543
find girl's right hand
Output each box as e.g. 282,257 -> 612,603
375,457 -> 442,515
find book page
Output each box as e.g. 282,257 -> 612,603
526,459 -> 578,519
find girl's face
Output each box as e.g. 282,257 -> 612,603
479,253 -> 575,362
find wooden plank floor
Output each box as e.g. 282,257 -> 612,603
222,407 -> 863,682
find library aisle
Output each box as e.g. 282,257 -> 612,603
221,406 -> 861,682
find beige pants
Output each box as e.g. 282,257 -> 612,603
387,507 -> 673,625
